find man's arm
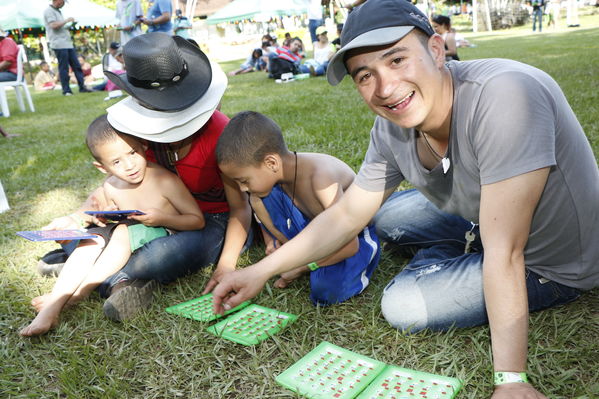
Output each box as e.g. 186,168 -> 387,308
48,17 -> 75,30
212,183 -> 390,313
144,1 -> 172,27
0,60 -> 10,72
480,167 -> 550,399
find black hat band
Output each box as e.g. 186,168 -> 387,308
127,61 -> 189,90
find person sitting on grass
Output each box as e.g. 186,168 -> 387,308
267,37 -> 304,79
299,26 -> 335,77
33,61 -> 58,91
20,114 -> 204,337
228,48 -> 266,76
431,15 -> 460,61
203,111 -> 380,306
211,0 -> 598,397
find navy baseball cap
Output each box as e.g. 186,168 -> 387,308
327,0 -> 435,86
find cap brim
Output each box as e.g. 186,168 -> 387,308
106,61 -> 227,143
326,26 -> 414,86
105,36 -> 212,112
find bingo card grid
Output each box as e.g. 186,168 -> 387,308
165,293 -> 251,322
356,365 -> 463,399
276,341 -> 387,399
206,304 -> 297,346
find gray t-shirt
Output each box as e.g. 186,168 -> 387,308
44,6 -> 73,49
116,0 -> 143,44
356,58 -> 599,290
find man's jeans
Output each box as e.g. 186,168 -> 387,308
532,8 -> 543,31
54,48 -> 85,94
374,189 -> 581,332
308,18 -> 323,44
0,71 -> 17,82
98,212 -> 253,297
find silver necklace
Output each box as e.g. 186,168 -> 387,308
421,132 -> 451,174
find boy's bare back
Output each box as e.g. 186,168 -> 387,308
282,152 -> 355,219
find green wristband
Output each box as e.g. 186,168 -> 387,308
494,372 -> 528,385
307,262 -> 319,271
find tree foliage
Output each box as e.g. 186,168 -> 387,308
89,0 -> 117,10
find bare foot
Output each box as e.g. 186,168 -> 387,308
19,310 -> 59,337
31,294 -> 51,312
274,267 -> 307,289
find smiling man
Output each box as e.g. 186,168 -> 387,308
211,0 -> 599,397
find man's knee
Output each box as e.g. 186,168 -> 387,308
380,279 -> 429,333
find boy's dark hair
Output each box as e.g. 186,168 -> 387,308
216,111 -> 287,166
252,48 -> 263,59
86,114 -> 123,161
432,15 -> 451,28
39,61 -> 48,67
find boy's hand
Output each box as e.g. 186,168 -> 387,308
128,208 -> 163,226
202,266 -> 234,295
42,215 -> 79,231
491,383 -> 547,398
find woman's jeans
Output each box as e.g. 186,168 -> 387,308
98,212 -> 252,297
374,189 -> 582,332
299,60 -> 329,76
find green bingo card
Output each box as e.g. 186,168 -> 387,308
276,341 -> 387,399
356,365 -> 463,399
165,293 -> 250,322
206,304 -> 297,346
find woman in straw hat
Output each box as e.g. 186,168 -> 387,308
40,33 -> 253,322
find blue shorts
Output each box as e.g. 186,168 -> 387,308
260,185 -> 381,306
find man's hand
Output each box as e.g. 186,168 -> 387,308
202,266 -> 234,295
491,383 -> 547,398
212,266 -> 270,314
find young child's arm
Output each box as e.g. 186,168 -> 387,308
42,186 -> 113,233
130,173 -> 205,231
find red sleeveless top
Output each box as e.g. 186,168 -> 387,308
146,110 -> 230,214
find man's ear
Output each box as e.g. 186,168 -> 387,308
428,34 -> 447,68
93,161 -> 108,174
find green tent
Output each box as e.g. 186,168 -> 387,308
0,0 -> 117,31
206,0 -> 309,25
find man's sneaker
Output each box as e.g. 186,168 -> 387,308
37,248 -> 69,277
63,92 -> 73,96
80,87 -> 92,93
103,279 -> 158,322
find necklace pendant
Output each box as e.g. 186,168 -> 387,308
442,157 -> 451,174
287,218 -> 291,230
167,150 -> 178,164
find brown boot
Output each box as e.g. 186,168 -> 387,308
103,279 -> 158,322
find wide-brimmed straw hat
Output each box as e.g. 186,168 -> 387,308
106,60 -> 227,143
105,33 -> 211,112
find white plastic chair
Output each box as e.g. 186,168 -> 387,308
0,44 -> 35,118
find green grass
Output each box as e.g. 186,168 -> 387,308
1,18 -> 599,398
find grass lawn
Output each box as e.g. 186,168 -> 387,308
1,16 -> 598,399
